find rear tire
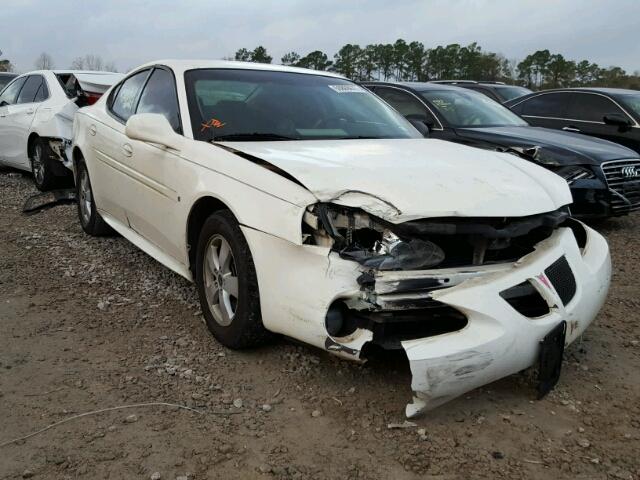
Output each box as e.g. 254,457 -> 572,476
76,160 -> 113,236
30,137 -> 58,191
195,210 -> 272,349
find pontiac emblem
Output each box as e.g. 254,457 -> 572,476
621,165 -> 639,178
536,273 -> 553,291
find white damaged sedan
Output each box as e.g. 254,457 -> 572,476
72,60 -> 611,416
0,70 -> 123,190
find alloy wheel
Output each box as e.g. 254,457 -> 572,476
203,234 -> 239,327
78,169 -> 93,226
32,143 -> 44,185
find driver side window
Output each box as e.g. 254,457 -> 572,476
136,68 -> 182,133
109,69 -> 150,122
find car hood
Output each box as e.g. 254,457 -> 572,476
454,125 -> 637,166
222,138 -> 571,222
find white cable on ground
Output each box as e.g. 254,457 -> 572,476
0,402 -> 204,448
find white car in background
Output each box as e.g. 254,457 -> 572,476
0,70 -> 123,190
72,60 -> 611,416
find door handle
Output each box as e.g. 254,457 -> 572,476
25,108 -> 35,115
89,124 -> 97,136
562,126 -> 581,133
122,143 -> 133,157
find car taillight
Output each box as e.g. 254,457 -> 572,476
85,92 -> 102,105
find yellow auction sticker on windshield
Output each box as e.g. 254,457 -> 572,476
201,118 -> 226,132
328,85 -> 365,93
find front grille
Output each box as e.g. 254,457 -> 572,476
601,159 -> 640,214
544,256 -> 576,306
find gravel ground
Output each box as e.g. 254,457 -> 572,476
0,169 -> 639,480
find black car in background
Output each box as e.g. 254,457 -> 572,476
0,72 -> 17,91
430,80 -> 532,103
362,81 -> 640,217
505,88 -> 640,155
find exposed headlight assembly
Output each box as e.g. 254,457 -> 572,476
302,203 -> 445,270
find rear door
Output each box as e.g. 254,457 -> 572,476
3,75 -> 48,168
565,92 -> 637,149
511,92 -> 571,131
0,76 -> 27,164
89,68 -> 151,224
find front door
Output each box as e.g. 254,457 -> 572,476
118,67 -> 185,261
565,92 -> 639,151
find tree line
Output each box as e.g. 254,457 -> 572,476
235,41 -> 640,90
0,51 -> 118,73
2,41 -> 639,90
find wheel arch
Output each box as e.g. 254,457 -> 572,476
186,195 -> 237,275
71,146 -> 85,179
27,132 -> 40,157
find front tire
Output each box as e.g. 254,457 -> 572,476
30,137 -> 58,191
195,210 -> 271,349
76,160 -> 112,236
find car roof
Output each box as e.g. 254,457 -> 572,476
430,80 -> 509,86
12,70 -> 123,77
51,70 -> 123,75
534,87 -> 640,96
363,81 -> 467,92
131,59 -> 346,79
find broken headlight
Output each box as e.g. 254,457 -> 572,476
302,204 -> 445,270
556,166 -> 596,185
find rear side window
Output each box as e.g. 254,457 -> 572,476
17,75 -> 45,104
136,68 -> 181,133
519,92 -> 569,117
0,77 -> 27,106
33,80 -> 49,103
566,93 -> 626,122
110,70 -> 150,122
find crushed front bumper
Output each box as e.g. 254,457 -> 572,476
241,223 -> 610,416
402,225 -> 610,416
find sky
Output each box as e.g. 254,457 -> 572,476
1,0 -> 639,74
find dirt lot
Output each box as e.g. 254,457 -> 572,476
0,170 -> 639,480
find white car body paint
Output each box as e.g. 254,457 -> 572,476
0,70 -> 123,172
221,139 -> 572,221
72,60 -> 611,416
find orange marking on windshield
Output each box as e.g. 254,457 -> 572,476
201,118 -> 226,132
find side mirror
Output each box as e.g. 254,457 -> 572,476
125,113 -> 182,151
603,113 -> 633,129
405,114 -> 430,137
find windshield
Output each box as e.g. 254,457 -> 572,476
617,93 -> 640,119
494,85 -> 532,102
185,69 -> 420,141
419,89 -> 528,128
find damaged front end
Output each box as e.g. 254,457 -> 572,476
303,203 -> 568,347
299,203 -> 610,416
